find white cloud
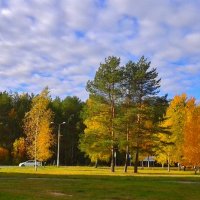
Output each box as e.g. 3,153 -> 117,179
0,0 -> 200,100
1,8 -> 12,17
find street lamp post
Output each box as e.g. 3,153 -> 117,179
51,114 -> 74,167
51,121 -> 66,167
57,122 -> 66,167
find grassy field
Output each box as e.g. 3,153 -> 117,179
0,166 -> 200,200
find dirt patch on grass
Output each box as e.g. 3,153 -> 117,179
48,191 -> 72,197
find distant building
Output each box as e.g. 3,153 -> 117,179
140,156 -> 155,167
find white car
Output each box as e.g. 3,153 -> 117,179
19,160 -> 42,167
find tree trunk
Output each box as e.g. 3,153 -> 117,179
71,137 -> 74,165
111,147 -> 115,172
134,113 -> 140,173
178,163 -> 181,171
124,124 -> 129,173
124,147 -> 129,172
194,166 -> 197,175
167,153 -> 170,172
134,148 -> 139,173
110,99 -> 115,172
141,160 -> 144,169
95,159 -> 98,168
147,155 -> 150,168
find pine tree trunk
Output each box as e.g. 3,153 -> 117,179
110,99 -> 115,172
124,124 -> 129,173
124,147 -> 129,172
111,147 -> 115,172
134,113 -> 140,173
134,148 -> 139,173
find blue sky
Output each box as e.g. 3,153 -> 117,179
0,0 -> 200,101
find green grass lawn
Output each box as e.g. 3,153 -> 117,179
0,166 -> 200,200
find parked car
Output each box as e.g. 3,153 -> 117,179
19,160 -> 42,167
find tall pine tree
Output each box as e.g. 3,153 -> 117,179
85,56 -> 123,172
121,56 -> 161,173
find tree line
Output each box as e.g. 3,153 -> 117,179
0,56 -> 199,173
0,89 -> 87,166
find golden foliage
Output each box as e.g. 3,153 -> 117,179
12,137 -> 26,163
156,94 -> 192,164
23,88 -> 55,161
183,105 -> 200,166
80,97 -> 111,162
0,147 -> 9,162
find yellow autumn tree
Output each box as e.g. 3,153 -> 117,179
79,96 -> 111,165
12,137 -> 26,164
183,103 -> 200,173
23,88 -> 54,164
0,147 -> 9,164
156,94 -> 192,170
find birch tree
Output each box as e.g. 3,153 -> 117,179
23,88 -> 54,169
183,100 -> 200,174
156,94 -> 193,171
